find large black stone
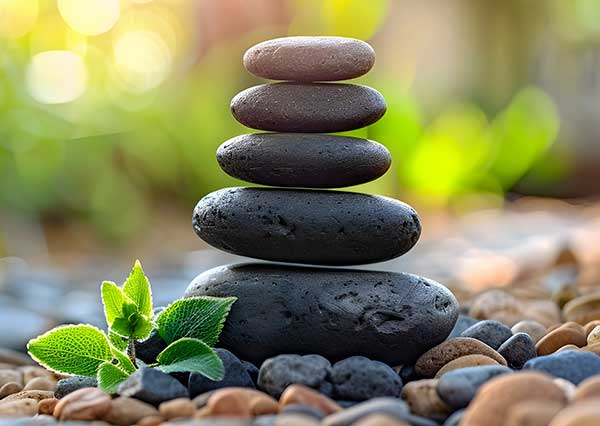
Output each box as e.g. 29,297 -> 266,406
192,187 -> 421,266
185,263 -> 458,366
217,133 -> 391,188
230,83 -> 386,133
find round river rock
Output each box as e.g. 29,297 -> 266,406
184,263 -> 459,366
193,187 -> 421,265
217,133 -> 391,188
243,36 -> 375,82
230,83 -> 386,133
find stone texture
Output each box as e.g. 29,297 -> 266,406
400,379 -> 451,422
460,320 -> 512,349
55,376 -> 97,399
511,320 -> 547,344
536,323 -> 587,355
321,398 -> 409,426
329,356 -> 402,401
523,350 -> 600,384
102,397 -> 159,426
192,187 -> 420,266
230,83 -> 386,133
53,388 -> 111,421
136,330 -> 168,365
434,354 -> 500,378
497,332 -> 537,369
217,133 -> 391,188
118,368 -> 188,406
243,36 -> 375,82
448,315 -> 478,339
188,349 -> 255,398
198,388 -> 278,418
186,264 -> 458,366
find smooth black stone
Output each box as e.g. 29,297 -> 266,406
257,354 -> 332,399
399,364 -> 421,384
231,83 -> 386,133
118,367 -> 188,406
448,315 -> 479,339
217,133 -> 391,188
330,356 -> 402,401
436,365 -> 512,409
523,350 -> 600,384
242,360 -> 259,385
188,349 -> 255,397
185,263 -> 458,366
460,320 -> 512,349
135,329 -> 167,364
192,187 -> 421,266
497,332 -> 537,369
55,376 -> 98,399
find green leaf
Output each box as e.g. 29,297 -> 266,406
132,316 -> 154,340
109,330 -> 128,351
97,361 -> 129,394
111,347 -> 136,374
101,281 -> 126,327
112,317 -> 135,338
122,260 -> 153,317
27,325 -> 112,376
157,338 -> 224,381
156,297 -> 237,346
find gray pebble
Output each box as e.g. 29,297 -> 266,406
55,376 -> 98,399
497,332 -> 537,369
460,320 -> 512,349
330,356 -> 402,401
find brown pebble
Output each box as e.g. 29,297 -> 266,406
38,397 -> 58,415
0,348 -> 35,366
24,376 -> 55,391
136,415 -> 164,426
511,320 -> 547,344
536,324 -> 587,355
461,372 -> 567,426
548,398 -> 600,426
243,36 -> 375,82
53,387 -> 111,421
526,300 -> 562,327
0,398 -> 38,416
0,369 -> 22,387
353,414 -> 410,426
401,379 -> 451,421
20,366 -> 55,384
434,354 -> 500,378
102,397 -> 159,426
0,381 -> 23,398
159,398 -> 196,420
197,388 -> 278,418
2,389 -> 54,402
583,320 -> 600,336
469,290 -> 524,326
563,292 -> 600,324
279,384 -> 342,415
506,400 -> 564,426
574,377 -> 600,401
586,325 -> 600,345
415,337 -> 507,377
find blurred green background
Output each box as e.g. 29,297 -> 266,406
1,0 -> 598,263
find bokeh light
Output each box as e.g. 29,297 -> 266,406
26,51 -> 87,104
58,0 -> 120,36
112,30 -> 172,93
0,0 -> 38,38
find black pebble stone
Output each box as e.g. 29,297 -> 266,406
448,315 -> 479,339
460,320 -> 512,349
188,348 -> 255,398
185,263 -> 458,366
497,332 -> 537,369
118,367 -> 189,406
230,82 -> 386,133
135,329 -> 167,365
192,187 -> 421,266
330,356 -> 403,401
55,376 -> 98,399
217,133 -> 391,188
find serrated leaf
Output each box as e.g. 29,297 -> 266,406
97,361 -> 129,394
122,260 -> 153,317
27,325 -> 112,376
111,347 -> 136,374
112,317 -> 135,338
101,281 -> 126,327
156,297 -> 237,346
132,316 -> 153,340
109,330 -> 128,351
157,338 -> 224,381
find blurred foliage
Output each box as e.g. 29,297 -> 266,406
0,0 -> 566,247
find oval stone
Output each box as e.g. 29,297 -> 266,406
184,263 -> 459,366
230,83 -> 386,133
192,187 -> 421,265
243,36 -> 375,82
217,133 -> 391,188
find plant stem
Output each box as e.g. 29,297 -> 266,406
128,339 -> 137,367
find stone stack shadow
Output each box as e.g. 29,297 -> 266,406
186,36 -> 458,367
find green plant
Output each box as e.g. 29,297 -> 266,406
27,260 -> 236,393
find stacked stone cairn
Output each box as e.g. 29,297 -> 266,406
186,36 -> 459,367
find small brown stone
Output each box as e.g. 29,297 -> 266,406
548,398 -> 600,426
279,384 -> 342,415
506,400 -> 563,426
0,369 -> 22,387
557,344 -> 581,353
469,290 -> 524,326
525,300 -> 562,328
584,320 -> 600,337
586,325 -> 600,345
198,388 -> 278,418
511,320 -> 547,344
401,379 -> 451,421
434,354 -> 500,378
353,414 -> 410,426
0,398 -> 38,416
536,324 -> 587,355
0,349 -> 34,366
136,415 -> 164,426
0,381 -> 23,398
21,366 -> 55,384
2,389 -> 54,402
24,377 -> 55,391
102,397 -> 159,426
563,292 -> 600,325
574,377 -> 600,401
38,397 -> 58,415
461,372 -> 567,426
53,387 -> 111,421
159,398 -> 196,420
415,338 -> 507,377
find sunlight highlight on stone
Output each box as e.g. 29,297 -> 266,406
0,0 -> 38,38
58,0 -> 120,36
26,51 -> 87,104
113,30 -> 172,93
